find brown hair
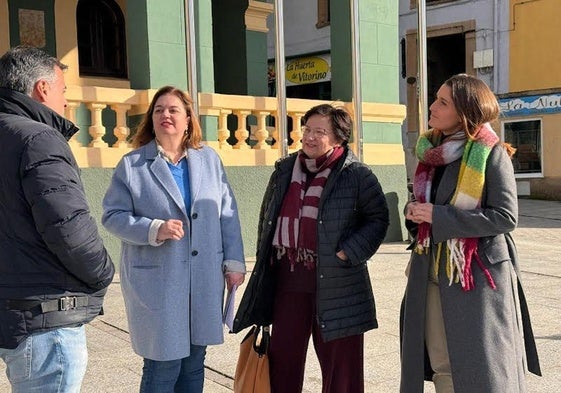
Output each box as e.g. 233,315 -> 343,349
131,86 -> 202,150
443,74 -> 515,156
302,103 -> 352,146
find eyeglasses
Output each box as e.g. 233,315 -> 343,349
301,126 -> 331,138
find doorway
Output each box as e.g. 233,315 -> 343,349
427,33 -> 465,103
404,20 -> 476,133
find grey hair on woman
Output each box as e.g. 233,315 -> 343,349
0,46 -> 67,95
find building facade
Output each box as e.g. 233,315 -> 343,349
499,0 -> 561,199
1,0 -> 408,262
399,0 -> 561,199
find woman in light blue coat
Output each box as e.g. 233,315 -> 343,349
102,86 -> 245,393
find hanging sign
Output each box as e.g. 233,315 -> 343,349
499,93 -> 561,116
285,54 -> 331,86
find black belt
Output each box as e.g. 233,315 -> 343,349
1,296 -> 89,313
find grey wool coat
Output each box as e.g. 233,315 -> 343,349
102,141 -> 245,361
400,145 -> 541,393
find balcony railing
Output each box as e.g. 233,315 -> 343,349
65,86 -> 406,168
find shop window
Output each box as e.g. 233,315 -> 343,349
503,119 -> 542,175
76,0 -> 127,78
317,0 -> 330,28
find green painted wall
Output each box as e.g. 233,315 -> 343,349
360,0 -> 400,103
81,164 -> 406,269
126,0 -> 187,89
331,0 -> 400,103
126,0 -> 150,89
329,0 -> 406,223
223,166 -> 274,255
196,0 -> 215,93
81,169 -> 121,266
211,0 -> 248,94
246,30 -> 269,97
330,1 -> 352,102
210,1 -> 268,97
371,164 -> 408,242
197,0 -> 219,148
363,123 -> 402,144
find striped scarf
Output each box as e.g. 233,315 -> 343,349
413,123 -> 499,291
272,147 -> 344,270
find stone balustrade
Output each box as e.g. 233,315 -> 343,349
64,86 -> 406,168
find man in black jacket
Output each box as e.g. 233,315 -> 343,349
0,46 -> 115,391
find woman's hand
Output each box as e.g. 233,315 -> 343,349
156,219 -> 184,242
225,272 -> 245,291
336,250 -> 348,261
405,202 -> 434,224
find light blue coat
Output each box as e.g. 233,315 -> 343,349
102,141 -> 245,361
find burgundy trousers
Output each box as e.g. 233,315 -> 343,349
268,290 -> 364,393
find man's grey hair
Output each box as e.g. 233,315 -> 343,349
0,46 -> 68,96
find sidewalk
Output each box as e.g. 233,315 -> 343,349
1,198 -> 560,392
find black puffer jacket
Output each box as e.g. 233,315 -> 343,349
233,148 -> 389,341
0,88 -> 115,349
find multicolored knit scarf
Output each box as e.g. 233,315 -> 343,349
413,123 -> 499,291
272,147 -> 344,270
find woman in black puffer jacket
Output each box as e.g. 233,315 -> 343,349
233,104 -> 389,393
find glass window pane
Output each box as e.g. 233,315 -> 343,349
504,120 -> 542,174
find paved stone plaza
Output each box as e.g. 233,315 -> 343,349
1,199 -> 559,392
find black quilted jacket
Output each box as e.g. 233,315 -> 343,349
0,88 -> 114,349
233,148 -> 389,341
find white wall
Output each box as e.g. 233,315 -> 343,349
398,0 -> 511,179
398,0 -> 511,99
267,0 -> 331,59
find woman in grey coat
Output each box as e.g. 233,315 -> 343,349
400,74 -> 541,393
102,86 -> 245,393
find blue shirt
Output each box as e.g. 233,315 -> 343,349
166,158 -> 191,216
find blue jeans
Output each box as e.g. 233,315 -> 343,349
140,344 -> 207,393
0,325 -> 88,393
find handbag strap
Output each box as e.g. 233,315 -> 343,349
252,325 -> 270,356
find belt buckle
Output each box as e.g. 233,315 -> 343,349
59,296 -> 77,311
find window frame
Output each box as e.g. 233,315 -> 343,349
501,117 -> 544,178
76,0 -> 127,79
316,0 -> 330,28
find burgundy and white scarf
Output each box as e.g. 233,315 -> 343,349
272,147 -> 344,270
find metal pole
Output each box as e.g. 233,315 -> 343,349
274,0 -> 288,157
416,0 -> 428,136
350,0 -> 363,161
184,0 -> 199,118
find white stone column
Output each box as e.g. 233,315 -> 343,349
110,104 -> 131,148
87,103 -> 107,147
252,111 -> 271,149
233,110 -> 251,149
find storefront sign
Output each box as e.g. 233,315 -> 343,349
499,93 -> 561,116
285,54 -> 331,86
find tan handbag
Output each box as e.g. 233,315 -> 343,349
233,325 -> 271,393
